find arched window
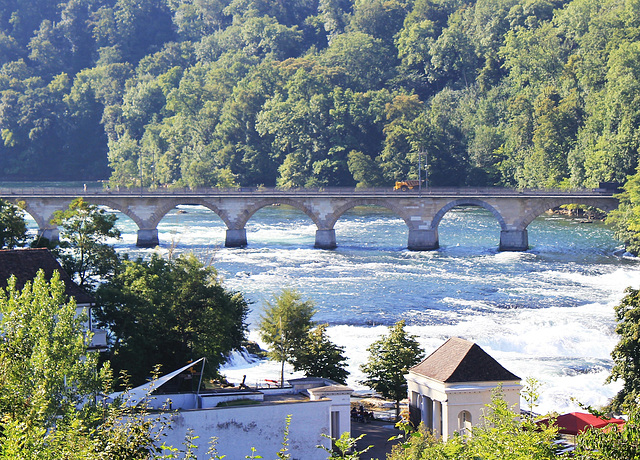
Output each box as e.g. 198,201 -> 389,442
458,410 -> 472,436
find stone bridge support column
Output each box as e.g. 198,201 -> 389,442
499,229 -> 528,251
408,229 -> 439,251
315,229 -> 336,249
137,228 -> 159,247
225,228 -> 247,247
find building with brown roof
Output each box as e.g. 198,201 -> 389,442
406,337 -> 521,440
0,248 -> 107,350
0,248 -> 94,304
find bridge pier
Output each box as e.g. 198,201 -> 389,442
225,229 -> 247,248
499,229 -> 528,251
136,229 -> 159,248
315,229 -> 337,249
407,229 -> 439,251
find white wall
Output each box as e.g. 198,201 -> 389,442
158,399 -> 333,459
407,373 -> 522,441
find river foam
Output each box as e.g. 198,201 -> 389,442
49,203 -> 637,415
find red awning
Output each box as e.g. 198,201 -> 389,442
540,412 -> 625,436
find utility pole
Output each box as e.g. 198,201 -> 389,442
418,151 -> 422,194
418,150 -> 429,194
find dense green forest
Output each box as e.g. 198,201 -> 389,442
1,0 -> 639,190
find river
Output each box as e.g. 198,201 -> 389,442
36,201 -> 638,414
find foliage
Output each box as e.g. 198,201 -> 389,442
521,376 -> 543,417
95,253 -> 249,388
387,388 -> 558,460
0,270 -> 102,427
0,199 -> 28,249
292,323 -> 349,384
605,286 -> 640,411
50,197 -> 121,290
0,0 -> 638,196
606,174 -> 640,255
0,269 -> 171,459
258,289 -> 315,386
464,388 -> 557,460
574,408 -> 640,459
360,320 -> 424,419
319,432 -> 372,459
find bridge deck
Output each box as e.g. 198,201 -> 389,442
0,186 -> 617,199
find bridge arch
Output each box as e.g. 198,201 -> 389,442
324,198 -> 411,229
513,197 -> 618,230
83,197 -> 146,229
236,198 -> 321,229
431,199 -> 507,231
20,201 -> 48,230
143,198 -> 232,229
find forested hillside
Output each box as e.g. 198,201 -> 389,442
1,0 -> 639,190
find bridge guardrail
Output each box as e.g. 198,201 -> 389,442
0,186 -> 618,197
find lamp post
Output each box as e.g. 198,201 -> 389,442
418,150 -> 429,194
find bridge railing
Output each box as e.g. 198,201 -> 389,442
0,186 -> 618,197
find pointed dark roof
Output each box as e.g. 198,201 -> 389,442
410,337 -> 520,383
0,248 -> 94,304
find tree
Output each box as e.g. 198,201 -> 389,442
50,197 -> 121,290
574,407 -> 640,460
605,287 -> 640,411
360,320 -> 424,420
607,173 -> 640,255
348,150 -> 385,188
0,270 -> 101,426
0,199 -> 28,249
0,269 -> 174,459
292,324 -> 349,384
258,289 -> 316,387
319,31 -> 393,91
95,253 -> 249,388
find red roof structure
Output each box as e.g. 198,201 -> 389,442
540,412 -> 625,436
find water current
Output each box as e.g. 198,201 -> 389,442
44,202 -> 640,414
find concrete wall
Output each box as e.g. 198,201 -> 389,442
159,400 -> 333,459
308,388 -> 353,438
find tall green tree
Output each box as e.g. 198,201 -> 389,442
0,199 -> 28,249
258,289 -> 316,387
0,270 -> 102,427
95,253 -> 249,388
50,197 -> 121,290
605,287 -> 640,411
0,269 -> 175,459
360,320 -> 424,420
292,323 -> 349,384
607,172 -> 640,255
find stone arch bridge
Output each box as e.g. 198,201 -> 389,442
0,187 -> 618,251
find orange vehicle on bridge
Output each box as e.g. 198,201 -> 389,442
394,180 -> 424,191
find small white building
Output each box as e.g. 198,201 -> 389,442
112,360 -> 354,459
406,337 -> 521,441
